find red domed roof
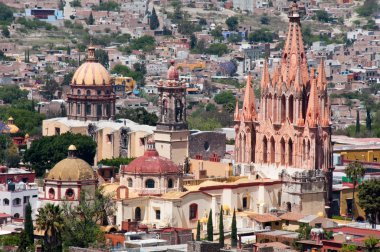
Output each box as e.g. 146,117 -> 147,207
122,144 -> 179,174
167,60 -> 179,80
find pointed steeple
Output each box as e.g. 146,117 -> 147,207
261,60 -> 271,90
234,99 -> 240,121
306,78 -> 319,127
317,59 -> 327,91
280,0 -> 308,87
242,73 -> 257,121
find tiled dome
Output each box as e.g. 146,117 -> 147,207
122,141 -> 179,174
71,46 -> 111,86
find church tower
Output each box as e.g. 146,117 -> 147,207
154,61 -> 189,165
67,45 -> 116,121
234,1 -> 332,215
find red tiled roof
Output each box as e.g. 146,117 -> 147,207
0,213 -> 11,218
330,227 -> 380,238
279,212 -> 306,221
248,213 -> 281,223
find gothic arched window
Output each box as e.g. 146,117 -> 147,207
289,95 -> 294,123
263,136 -> 268,163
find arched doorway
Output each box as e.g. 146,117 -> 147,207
135,207 -> 141,221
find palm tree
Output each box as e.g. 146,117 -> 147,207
345,161 -> 365,220
364,236 -> 379,252
36,203 -> 64,251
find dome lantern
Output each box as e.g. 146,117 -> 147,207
68,145 -> 77,158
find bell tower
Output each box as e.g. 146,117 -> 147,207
154,60 -> 189,165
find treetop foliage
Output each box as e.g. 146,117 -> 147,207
24,133 -> 96,176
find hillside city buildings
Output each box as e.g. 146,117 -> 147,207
0,0 -> 379,250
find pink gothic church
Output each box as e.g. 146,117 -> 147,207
234,1 -> 333,214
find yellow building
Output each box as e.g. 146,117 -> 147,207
334,185 -> 366,220
113,76 -> 136,93
333,135 -> 380,164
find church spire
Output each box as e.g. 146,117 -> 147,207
317,59 -> 327,91
261,60 -> 271,89
280,0 -> 308,87
306,77 -> 319,127
242,73 -> 256,121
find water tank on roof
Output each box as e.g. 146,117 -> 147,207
8,182 -> 15,192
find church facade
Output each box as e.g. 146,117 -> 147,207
234,1 -> 332,215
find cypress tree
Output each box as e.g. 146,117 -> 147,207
231,209 -> 237,247
24,202 -> 34,245
219,205 -> 224,247
366,108 -> 372,131
88,12 -> 95,25
206,209 -> 213,241
196,220 -> 201,241
356,110 -> 360,134
149,7 -> 159,30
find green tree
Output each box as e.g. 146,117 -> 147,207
36,203 -> 64,251
356,0 -> 379,17
314,10 -> 330,22
24,133 -> 96,176
207,209 -> 213,241
0,86 -> 28,104
42,77 -> 60,100
228,33 -> 242,43
70,0 -> 81,7
129,35 -> 156,52
358,179 -> 380,226
0,3 -> 14,25
206,43 -> 229,56
24,203 -> 34,246
150,7 -> 159,30
225,16 -> 238,31
345,161 -> 366,220
297,223 -> 312,240
342,244 -> 358,252
4,144 -> 20,167
61,189 -> 115,247
111,64 -> 144,83
260,14 -> 270,25
211,26 -> 224,42
219,205 -> 224,247
366,108 -> 372,131
116,107 -> 158,126
231,209 -> 237,247
248,29 -> 274,43
190,33 -> 197,49
2,26 -> 10,38
95,49 -> 109,69
92,1 -> 120,11
214,91 -> 234,104
98,157 -> 134,169
63,71 -> 74,85
87,12 -> 95,25
356,110 -> 360,135
196,220 -> 201,241
364,236 -> 379,252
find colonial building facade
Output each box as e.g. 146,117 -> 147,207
234,1 -> 332,215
